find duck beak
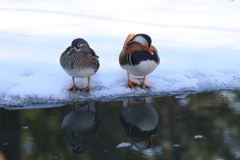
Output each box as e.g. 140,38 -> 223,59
68,47 -> 76,55
146,48 -> 153,55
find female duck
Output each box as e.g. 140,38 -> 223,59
60,38 -> 100,92
119,33 -> 159,89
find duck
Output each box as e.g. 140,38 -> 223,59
119,98 -> 159,150
119,33 -> 159,89
60,38 -> 100,92
60,102 -> 99,154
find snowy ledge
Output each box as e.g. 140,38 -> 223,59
1,67 -> 240,108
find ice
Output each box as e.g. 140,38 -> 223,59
21,126 -> 29,129
116,142 -> 132,148
172,144 -> 180,147
1,0 -> 240,107
194,135 -> 204,139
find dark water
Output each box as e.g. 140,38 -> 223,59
1,91 -> 240,160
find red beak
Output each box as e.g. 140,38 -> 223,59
146,48 -> 153,55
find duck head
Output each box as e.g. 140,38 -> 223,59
124,33 -> 153,55
130,136 -> 153,150
125,127 -> 154,150
70,144 -> 87,154
68,38 -> 90,54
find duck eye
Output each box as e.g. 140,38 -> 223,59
77,43 -> 81,47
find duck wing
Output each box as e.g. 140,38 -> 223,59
90,48 -> 99,58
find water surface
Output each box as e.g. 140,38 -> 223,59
1,90 -> 240,160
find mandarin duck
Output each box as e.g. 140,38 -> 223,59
61,102 -> 99,154
119,98 -> 159,150
60,38 -> 100,92
119,33 -> 159,88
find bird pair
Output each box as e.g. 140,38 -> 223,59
60,33 -> 160,92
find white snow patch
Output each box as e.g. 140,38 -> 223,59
1,0 -> 240,107
172,144 -> 181,147
194,135 -> 204,139
116,142 -> 132,148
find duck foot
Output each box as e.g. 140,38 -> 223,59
140,76 -> 150,89
68,84 -> 82,92
139,83 -> 150,89
126,72 -> 138,88
80,87 -> 90,92
126,80 -> 138,88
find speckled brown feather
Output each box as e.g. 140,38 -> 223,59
60,45 -> 99,76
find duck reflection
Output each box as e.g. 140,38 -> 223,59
120,98 -> 159,150
60,102 -> 99,154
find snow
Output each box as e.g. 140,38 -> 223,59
194,135 -> 204,139
116,142 -> 132,148
172,144 -> 181,147
1,0 -> 240,107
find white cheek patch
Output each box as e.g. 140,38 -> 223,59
74,47 -> 81,51
133,36 -> 147,46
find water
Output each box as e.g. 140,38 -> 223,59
1,90 -> 240,160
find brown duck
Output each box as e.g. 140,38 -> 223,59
60,38 -> 100,92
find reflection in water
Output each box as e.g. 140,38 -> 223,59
119,98 -> 159,150
1,91 -> 240,159
60,102 -> 99,154
0,109 -> 21,160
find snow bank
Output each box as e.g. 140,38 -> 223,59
1,0 -> 240,107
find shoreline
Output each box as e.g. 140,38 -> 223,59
1,89 -> 239,110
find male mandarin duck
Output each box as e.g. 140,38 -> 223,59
60,38 -> 100,92
119,33 -> 159,89
120,98 -> 159,150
